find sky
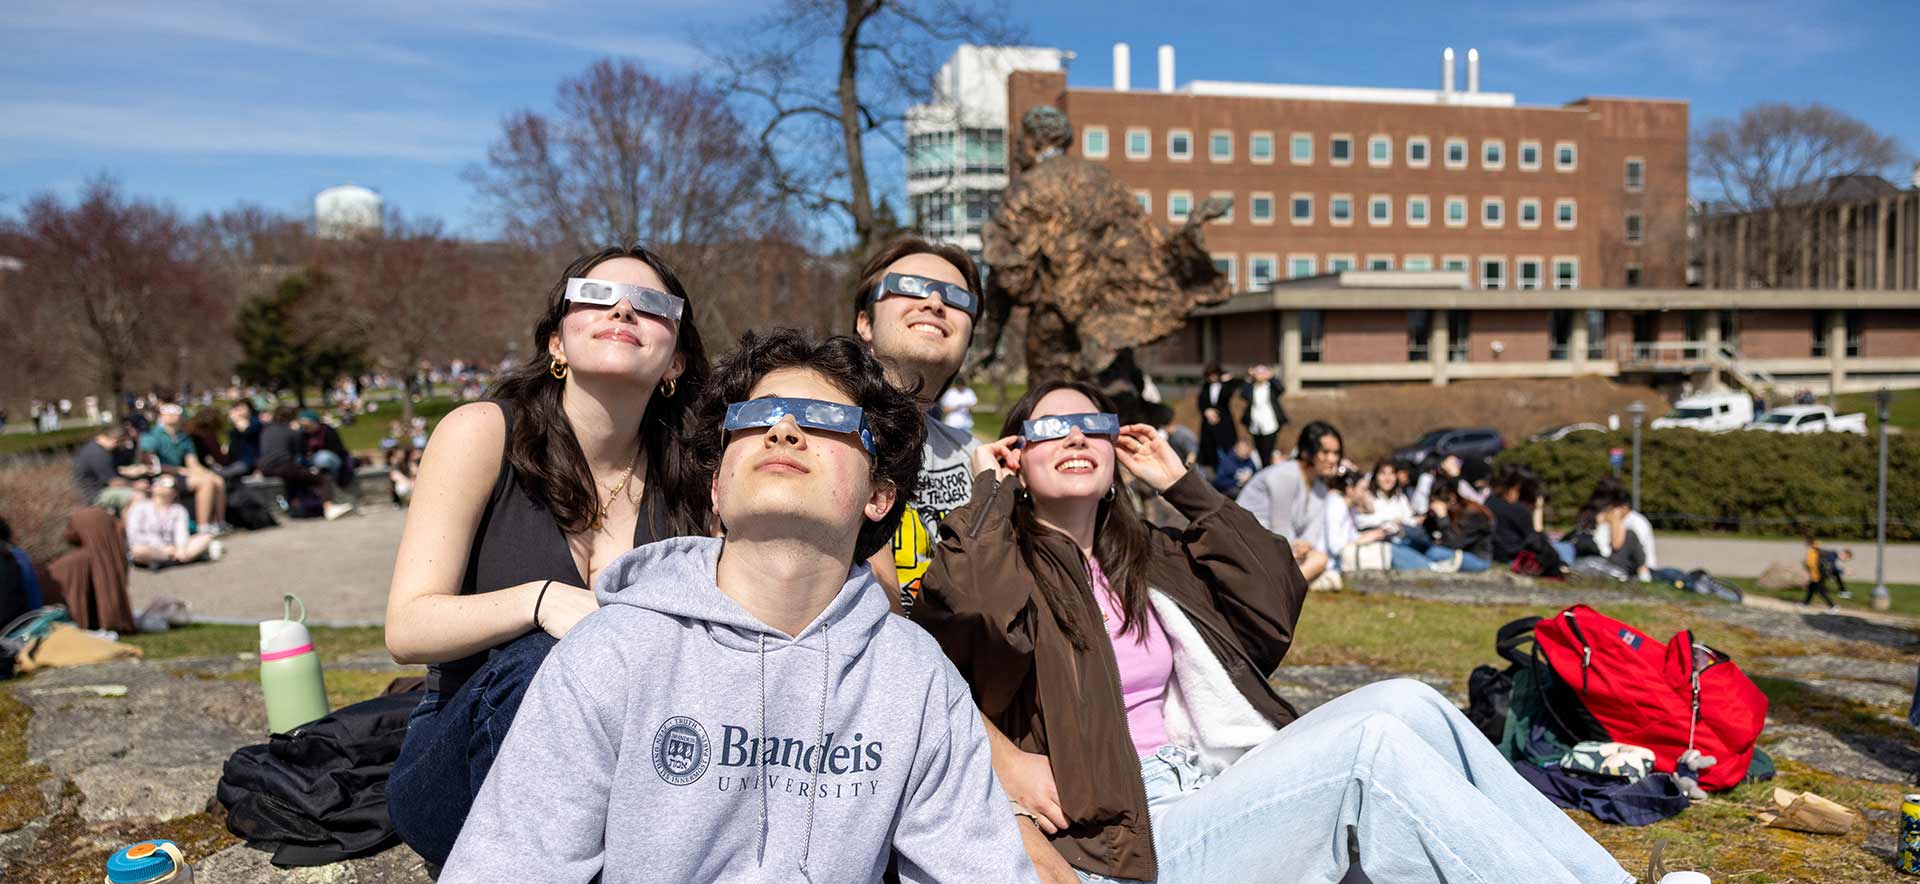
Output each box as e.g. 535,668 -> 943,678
2,0 -> 1914,243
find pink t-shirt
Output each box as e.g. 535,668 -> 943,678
1087,556 -> 1174,758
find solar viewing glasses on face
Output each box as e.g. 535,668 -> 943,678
1021,412 -> 1121,443
869,272 -> 979,318
724,397 -> 876,455
564,278 -> 685,322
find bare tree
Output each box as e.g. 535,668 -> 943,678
4,178 -> 216,404
1695,102 -> 1905,288
712,0 -> 1019,254
325,215 -> 484,422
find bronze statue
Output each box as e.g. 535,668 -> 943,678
975,105 -> 1232,385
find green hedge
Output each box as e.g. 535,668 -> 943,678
1495,428 -> 1919,542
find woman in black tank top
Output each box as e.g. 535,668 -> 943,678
385,246 -> 711,865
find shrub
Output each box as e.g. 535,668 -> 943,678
0,462 -> 80,564
1497,429 -> 1919,541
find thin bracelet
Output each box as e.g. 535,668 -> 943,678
533,580 -> 553,630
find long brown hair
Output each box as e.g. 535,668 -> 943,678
1001,380 -> 1154,649
486,246 -> 711,537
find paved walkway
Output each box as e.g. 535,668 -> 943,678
130,505 -> 405,626
1658,535 -> 1920,583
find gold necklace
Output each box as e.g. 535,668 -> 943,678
597,451 -> 640,525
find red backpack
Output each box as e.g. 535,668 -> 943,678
1530,604 -> 1768,791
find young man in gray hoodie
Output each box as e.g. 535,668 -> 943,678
442,330 -> 1038,884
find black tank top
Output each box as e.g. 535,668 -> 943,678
427,400 -> 676,695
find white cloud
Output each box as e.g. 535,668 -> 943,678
1488,0 -> 1848,82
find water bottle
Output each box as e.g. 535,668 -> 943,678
259,593 -> 329,734
105,839 -> 193,883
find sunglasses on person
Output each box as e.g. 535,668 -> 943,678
867,272 -> 979,318
564,278 -> 685,322
1021,412 -> 1120,444
723,397 -> 875,455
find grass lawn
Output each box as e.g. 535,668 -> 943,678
335,395 -> 464,454
124,622 -> 389,661
1836,387 -> 1920,433
1718,575 -> 1920,617
0,425 -> 95,457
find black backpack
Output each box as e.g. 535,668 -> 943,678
225,486 -> 280,531
216,691 -> 419,866
1465,616 -> 1610,760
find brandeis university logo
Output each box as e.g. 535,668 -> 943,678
652,716 -> 712,786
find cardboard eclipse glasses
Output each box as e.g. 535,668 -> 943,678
1021,412 -> 1121,444
723,397 -> 876,456
868,272 -> 979,318
564,278 -> 685,322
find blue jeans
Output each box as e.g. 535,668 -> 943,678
1077,679 -> 1632,884
387,631 -> 557,866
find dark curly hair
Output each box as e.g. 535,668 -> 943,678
688,329 -> 926,563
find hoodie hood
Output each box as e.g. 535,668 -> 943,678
595,536 -> 891,656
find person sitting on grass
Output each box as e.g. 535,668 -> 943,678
912,379 -> 1636,884
1234,421 -> 1341,585
440,330 -> 1036,883
72,422 -> 149,515
124,476 -> 216,568
139,403 -> 229,536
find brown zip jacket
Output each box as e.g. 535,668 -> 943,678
912,468 -> 1308,881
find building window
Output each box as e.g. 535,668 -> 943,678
1625,213 -> 1644,245
1168,129 -> 1192,161
908,131 -> 953,179
1846,310 -> 1862,357
1586,309 -> 1607,359
1482,139 -> 1505,170
1368,195 -> 1391,225
1518,197 -> 1541,228
1250,256 -> 1277,291
1290,193 -> 1313,224
1133,190 -> 1151,214
1624,158 -> 1645,191
1212,254 -> 1237,289
911,190 -> 956,238
1448,311 -> 1471,362
1209,130 -> 1232,162
1407,196 -> 1430,226
1288,254 -> 1316,278
1517,258 -> 1542,291
960,128 -> 1006,174
1330,194 -> 1353,225
1299,309 -> 1324,363
1367,255 -> 1394,271
1330,135 -> 1353,165
1480,257 -> 1505,290
1327,255 -> 1355,273
1444,196 -> 1467,227
1554,258 -> 1578,290
1250,132 -> 1274,163
1482,197 -> 1504,228
1168,190 -> 1192,222
1408,136 -> 1430,167
962,188 -> 998,234
1442,256 -> 1469,273
1368,135 -> 1391,167
1291,133 -> 1312,164
1625,265 -> 1643,288
1555,141 -> 1577,170
1519,139 -> 1541,171
1126,128 -> 1150,160
1444,138 -> 1467,169
1811,310 -> 1828,357
1082,126 -> 1109,159
1555,198 -> 1577,229
1251,192 -> 1275,224
1408,310 -> 1432,361
1404,255 -> 1433,272
1210,191 -> 1235,222
1550,310 -> 1573,361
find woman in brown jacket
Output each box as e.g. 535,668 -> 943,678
914,381 -> 1632,884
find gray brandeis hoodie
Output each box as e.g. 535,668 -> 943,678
440,536 -> 1039,884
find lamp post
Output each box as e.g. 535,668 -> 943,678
1873,387 -> 1892,612
1627,402 -> 1646,512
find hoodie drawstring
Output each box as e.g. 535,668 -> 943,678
799,622 -> 829,882
756,634 -> 769,867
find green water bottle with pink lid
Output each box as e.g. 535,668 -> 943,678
260,593 -> 329,733
105,839 -> 193,883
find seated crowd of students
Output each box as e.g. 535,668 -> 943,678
379,237 -> 1652,884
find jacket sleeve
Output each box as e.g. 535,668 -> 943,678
893,663 -> 1043,884
439,621 -> 623,883
910,472 -> 1037,720
1157,468 -> 1307,676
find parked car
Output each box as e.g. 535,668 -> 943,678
1393,427 -> 1506,471
1650,391 -> 1754,433
1744,405 -> 1868,435
1530,422 -> 1607,442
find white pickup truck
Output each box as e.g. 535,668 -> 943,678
1650,392 -> 1754,433
1745,405 -> 1869,435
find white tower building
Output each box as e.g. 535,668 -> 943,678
314,185 -> 384,239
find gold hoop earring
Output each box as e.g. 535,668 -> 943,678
549,359 -> 568,380
658,378 -> 676,398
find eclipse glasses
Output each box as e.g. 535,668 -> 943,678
1021,412 -> 1120,443
723,397 -> 876,455
867,272 -> 979,318
564,278 -> 685,322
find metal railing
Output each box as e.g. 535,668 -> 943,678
1615,341 -> 1778,394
